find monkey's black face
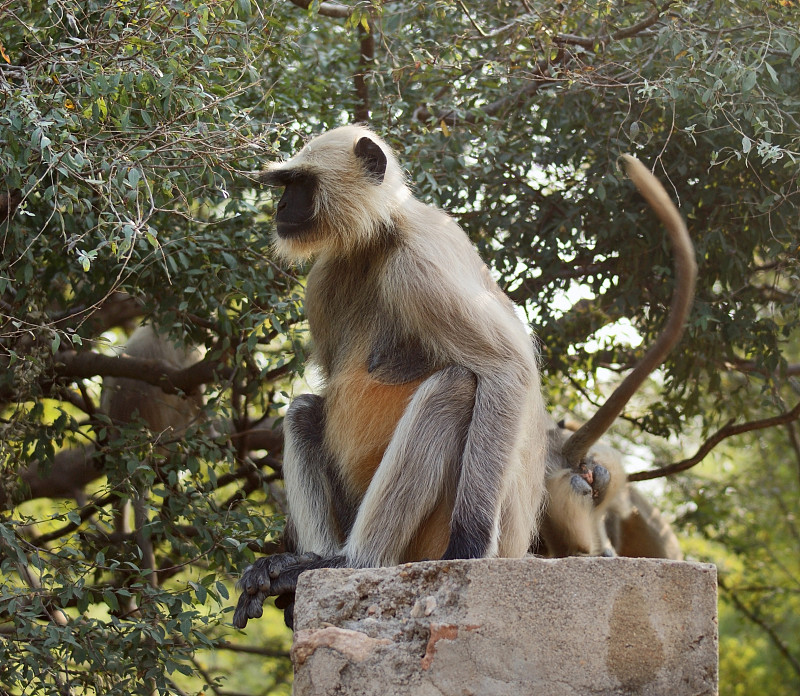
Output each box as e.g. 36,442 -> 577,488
268,171 -> 318,239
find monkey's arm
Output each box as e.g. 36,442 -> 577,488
233,393 -> 356,629
342,365 -> 477,566
234,366 -> 476,628
386,240 -> 548,560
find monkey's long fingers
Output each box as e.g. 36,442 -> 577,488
233,588 -> 268,629
233,553 -> 324,628
237,557 -> 273,594
233,557 -> 280,628
590,465 -> 611,504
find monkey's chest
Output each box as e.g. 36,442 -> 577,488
324,363 -> 423,496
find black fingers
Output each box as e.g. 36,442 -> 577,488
233,552 -> 320,629
274,593 -> 296,630
233,552 -> 347,630
569,457 -> 612,506
233,556 -> 271,629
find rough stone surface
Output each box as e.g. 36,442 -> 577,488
291,557 -> 718,696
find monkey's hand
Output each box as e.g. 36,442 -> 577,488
233,552 -> 318,629
233,552 -> 348,630
569,454 -> 611,507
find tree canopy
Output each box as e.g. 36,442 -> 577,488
1,1 -> 799,693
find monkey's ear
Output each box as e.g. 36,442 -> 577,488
354,136 -> 387,184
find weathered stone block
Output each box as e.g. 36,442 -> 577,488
291,557 -> 717,696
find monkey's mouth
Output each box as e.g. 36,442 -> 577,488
275,221 -> 314,239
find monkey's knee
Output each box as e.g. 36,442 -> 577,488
285,393 -> 325,432
413,365 -> 476,421
439,365 -> 477,396
284,393 -> 328,464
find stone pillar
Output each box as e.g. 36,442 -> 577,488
291,557 -> 718,696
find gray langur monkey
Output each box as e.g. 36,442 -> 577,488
101,324 -> 203,437
101,324 -> 203,592
233,126 -> 695,629
537,420 -> 683,560
604,486 -> 683,560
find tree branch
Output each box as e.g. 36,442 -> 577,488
353,17 -> 375,123
554,2 -> 675,48
0,187 -> 22,221
28,491 -> 119,546
628,400 -> 800,481
727,359 -> 800,378
53,350 -> 232,395
216,640 -> 290,659
16,444 -> 102,502
418,3 -> 675,127
718,575 -> 800,679
286,0 -> 351,19
51,292 -> 145,335
15,421 -> 284,505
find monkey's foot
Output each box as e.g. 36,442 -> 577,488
569,455 -> 611,506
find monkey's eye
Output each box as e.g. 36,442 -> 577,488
262,168 -> 311,188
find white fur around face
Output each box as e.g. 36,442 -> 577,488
268,126 -> 411,261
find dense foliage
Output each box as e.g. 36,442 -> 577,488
1,1 -> 798,693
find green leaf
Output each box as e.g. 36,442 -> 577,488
764,62 -> 779,86
102,589 -> 120,612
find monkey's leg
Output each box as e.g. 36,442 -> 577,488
342,365 -> 477,567
441,370 -> 542,561
234,393 -> 355,629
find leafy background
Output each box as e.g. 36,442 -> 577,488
1,0 -> 799,693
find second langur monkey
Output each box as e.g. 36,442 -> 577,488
538,420 -> 683,560
100,324 -> 204,602
538,154 -> 696,559
101,324 -> 204,437
233,126 -> 695,629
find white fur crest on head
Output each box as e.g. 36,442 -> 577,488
269,125 -> 410,260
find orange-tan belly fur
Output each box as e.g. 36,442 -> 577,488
324,364 -> 451,561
